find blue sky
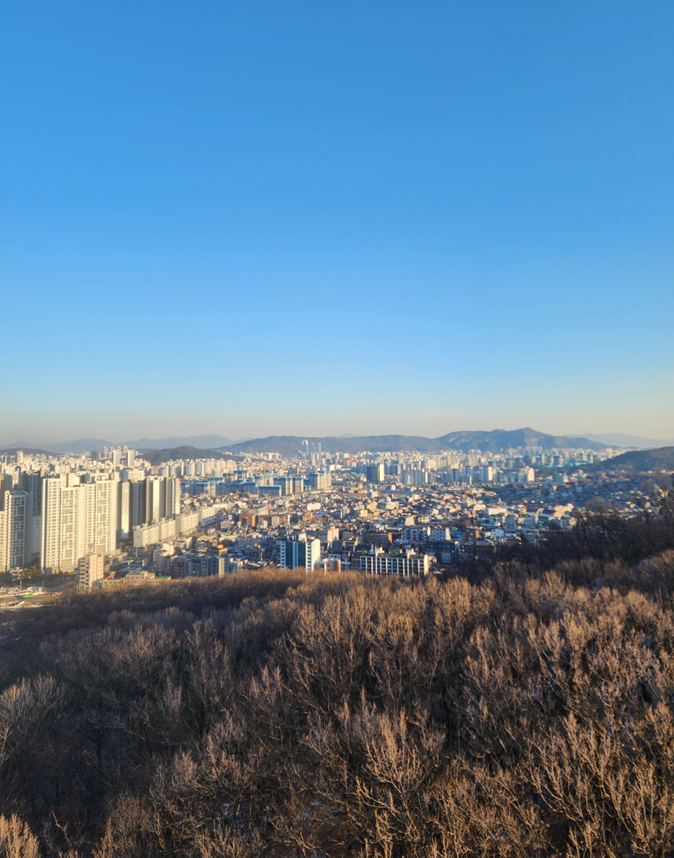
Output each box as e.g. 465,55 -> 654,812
1,1 -> 673,443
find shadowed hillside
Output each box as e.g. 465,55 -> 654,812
591,445 -> 674,473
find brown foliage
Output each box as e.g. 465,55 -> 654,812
2,557 -> 674,855
0,815 -> 39,858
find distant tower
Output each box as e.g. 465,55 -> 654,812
366,463 -> 385,483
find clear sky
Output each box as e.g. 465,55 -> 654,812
1,0 -> 673,444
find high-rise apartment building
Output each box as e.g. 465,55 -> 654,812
129,479 -> 147,529
41,475 -> 64,572
0,506 -> 6,573
1,456 -> 182,572
145,476 -> 165,524
366,463 -> 385,483
7,491 -> 30,569
41,475 -> 119,572
167,478 -> 181,517
1,487 -> 42,571
278,535 -> 321,571
274,476 -> 293,496
307,470 -> 332,490
118,480 -> 130,539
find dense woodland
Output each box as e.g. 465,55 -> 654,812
2,494 -> 674,856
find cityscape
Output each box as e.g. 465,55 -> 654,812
2,1 -> 674,855
0,429 -> 668,599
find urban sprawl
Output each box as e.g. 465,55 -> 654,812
0,441 -> 656,593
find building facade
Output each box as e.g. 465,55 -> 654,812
359,548 -> 429,577
279,536 -> 321,571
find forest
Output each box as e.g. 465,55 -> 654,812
2,496 -> 674,857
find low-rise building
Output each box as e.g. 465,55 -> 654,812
359,548 -> 429,577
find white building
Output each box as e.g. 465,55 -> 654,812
78,554 -> 104,590
359,548 -> 429,577
41,475 -> 118,572
279,535 -> 321,571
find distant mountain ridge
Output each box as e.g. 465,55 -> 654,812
220,435 -> 444,455
47,438 -> 113,454
0,439 -> 112,455
572,432 -> 674,449
0,428 -> 619,458
1,435 -> 236,455
0,446 -> 56,457
131,434 -> 235,450
220,428 -> 609,456
435,428 -> 607,453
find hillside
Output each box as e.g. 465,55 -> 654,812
221,434 -> 447,455
593,445 -> 674,473
138,445 -> 239,466
128,433 -> 234,449
0,446 -> 55,457
435,426 -> 607,452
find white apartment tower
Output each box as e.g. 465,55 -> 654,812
41,476 -> 64,572
0,506 -> 7,573
167,478 -> 181,517
145,476 -> 166,524
118,480 -> 131,540
41,475 -> 119,572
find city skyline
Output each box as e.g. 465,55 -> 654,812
0,430 -> 624,576
2,1 -> 673,440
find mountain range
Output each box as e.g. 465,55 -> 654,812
5,428 -> 673,459
0,435 -> 238,455
217,428 -> 610,456
571,432 -> 674,449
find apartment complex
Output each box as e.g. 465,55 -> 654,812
0,450 -> 182,573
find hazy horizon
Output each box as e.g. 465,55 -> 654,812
2,425 -> 673,450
